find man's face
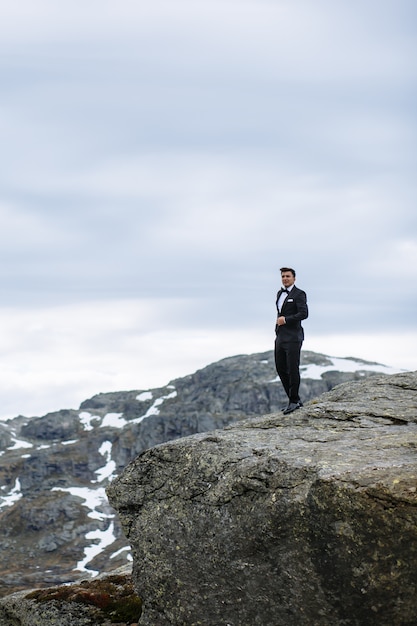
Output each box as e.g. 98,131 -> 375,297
281,271 -> 295,288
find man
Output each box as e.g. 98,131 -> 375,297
274,267 -> 308,415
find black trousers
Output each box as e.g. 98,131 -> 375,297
274,339 -> 302,403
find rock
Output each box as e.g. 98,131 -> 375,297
107,371 -> 417,626
20,409 -> 83,441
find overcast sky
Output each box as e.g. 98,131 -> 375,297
0,0 -> 416,418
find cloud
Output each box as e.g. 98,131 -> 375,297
0,151 -> 414,313
0,0 -> 415,416
0,203 -> 63,248
1,1 -> 412,86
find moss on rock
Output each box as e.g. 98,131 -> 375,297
26,574 -> 142,624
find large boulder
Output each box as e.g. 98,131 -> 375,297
107,371 -> 417,626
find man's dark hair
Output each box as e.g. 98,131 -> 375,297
280,267 -> 296,277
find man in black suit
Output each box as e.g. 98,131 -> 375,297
275,267 -> 308,415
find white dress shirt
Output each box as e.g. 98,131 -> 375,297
278,284 -> 294,313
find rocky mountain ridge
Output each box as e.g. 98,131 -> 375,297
0,350 -> 402,597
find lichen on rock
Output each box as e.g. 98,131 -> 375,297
107,372 -> 417,626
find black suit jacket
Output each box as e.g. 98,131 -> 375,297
275,285 -> 308,342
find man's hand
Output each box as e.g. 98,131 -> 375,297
277,316 -> 286,326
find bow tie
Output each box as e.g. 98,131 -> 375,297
282,288 -> 289,294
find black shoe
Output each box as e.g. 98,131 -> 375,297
282,400 -> 302,412
283,402 -> 301,415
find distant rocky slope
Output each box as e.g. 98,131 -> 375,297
108,371 -> 417,626
0,350 -> 401,598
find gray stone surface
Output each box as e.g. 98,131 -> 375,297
108,372 -> 417,626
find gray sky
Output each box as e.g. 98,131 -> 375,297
0,0 -> 416,418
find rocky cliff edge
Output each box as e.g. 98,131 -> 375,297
107,371 -> 417,626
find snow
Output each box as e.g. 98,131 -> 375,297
110,545 -> 132,562
131,389 -> 178,424
300,356 -> 403,380
268,355 -> 403,384
52,485 -> 118,577
80,410 -> 128,430
52,486 -> 110,520
93,441 -> 117,483
98,441 -> 112,457
75,521 -> 116,577
0,478 -> 22,509
78,391 -> 179,431
136,391 -> 153,401
7,438 -> 33,450
100,412 -> 127,428
79,411 -> 100,431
